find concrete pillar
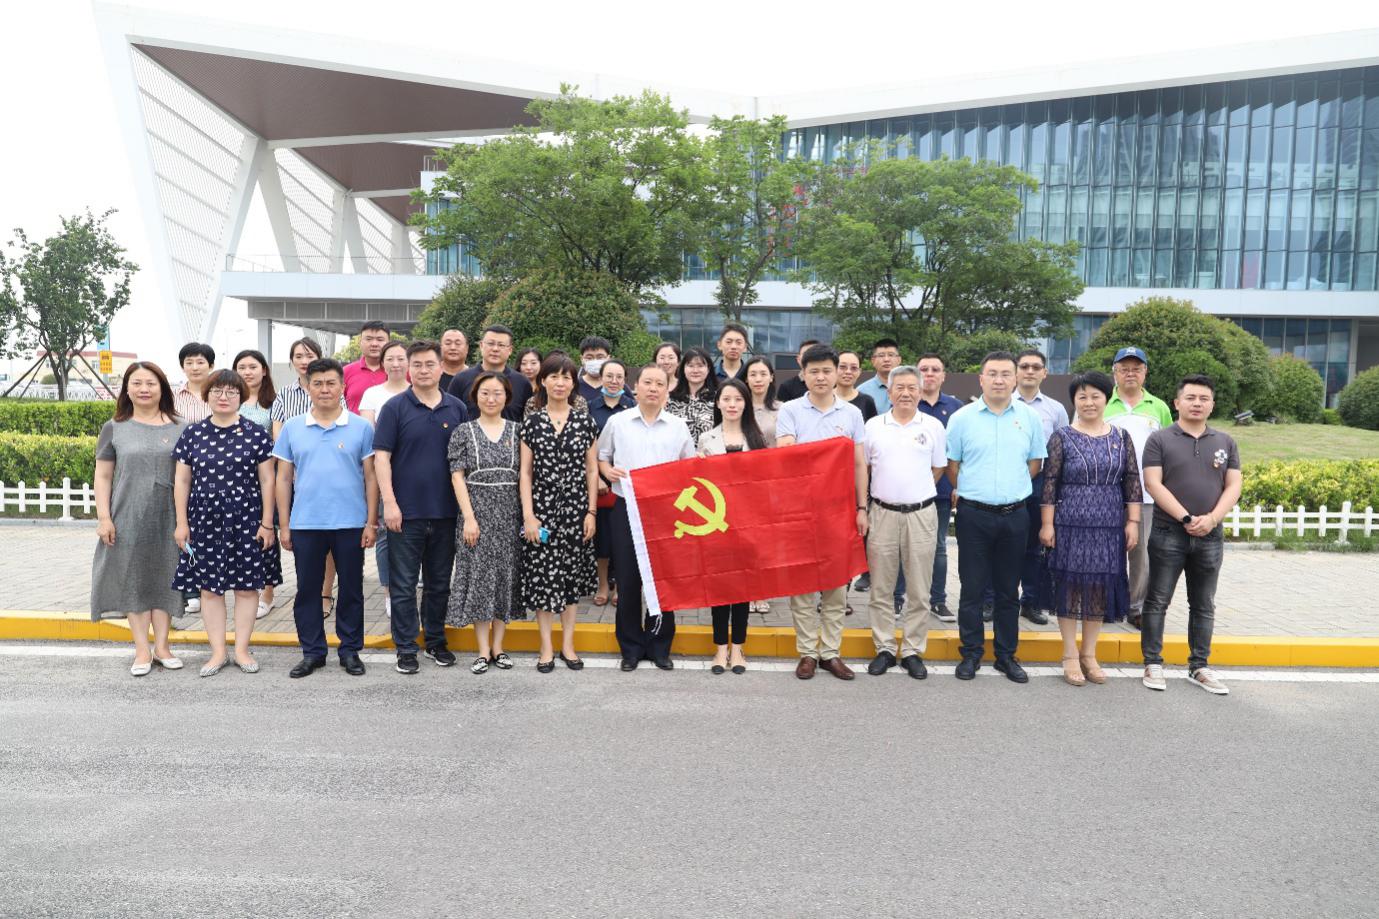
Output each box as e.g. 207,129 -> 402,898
257,319 -> 273,357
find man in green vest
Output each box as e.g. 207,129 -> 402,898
1104,346 -> 1173,630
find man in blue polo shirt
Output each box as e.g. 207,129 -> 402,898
274,358 -> 378,679
916,352 -> 964,622
374,340 -> 470,675
945,350 -> 1047,684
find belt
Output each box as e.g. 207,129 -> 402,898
960,498 -> 1025,515
870,496 -> 936,514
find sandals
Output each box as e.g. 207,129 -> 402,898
470,656 -> 489,674
1080,656 -> 1107,684
1062,657 -> 1086,687
490,652 -> 513,670
592,593 -> 609,607
321,595 -> 334,620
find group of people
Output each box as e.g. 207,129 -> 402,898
90,320 -> 1240,695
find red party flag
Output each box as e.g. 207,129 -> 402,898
623,438 -> 866,613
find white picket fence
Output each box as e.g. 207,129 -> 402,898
2,477 -> 1377,542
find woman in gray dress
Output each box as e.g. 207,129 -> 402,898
447,372 -> 523,674
91,362 -> 187,677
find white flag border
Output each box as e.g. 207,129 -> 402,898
621,472 -> 663,616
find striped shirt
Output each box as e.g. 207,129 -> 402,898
172,383 -> 210,423
269,380 -> 344,424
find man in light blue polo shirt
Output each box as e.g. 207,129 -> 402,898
856,337 -> 902,415
274,358 -> 378,679
946,350 -> 1046,684
776,345 -> 869,682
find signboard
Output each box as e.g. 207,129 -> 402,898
99,351 -> 113,374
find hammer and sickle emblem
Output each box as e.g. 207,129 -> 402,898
673,477 -> 729,539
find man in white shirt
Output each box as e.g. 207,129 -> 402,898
597,364 -> 696,671
862,366 -> 948,680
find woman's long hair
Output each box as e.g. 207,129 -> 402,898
232,349 -> 276,409
534,353 -> 580,410
742,355 -> 778,411
671,346 -> 718,403
113,361 -> 178,422
713,379 -> 768,451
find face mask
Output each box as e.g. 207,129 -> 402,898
600,385 -> 623,399
583,359 -> 606,377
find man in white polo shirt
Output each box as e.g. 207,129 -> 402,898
775,345 -> 869,682
862,365 -> 949,680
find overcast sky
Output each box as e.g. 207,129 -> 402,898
2,0 -> 1376,370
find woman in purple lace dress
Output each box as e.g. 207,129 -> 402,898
1039,371 -> 1143,687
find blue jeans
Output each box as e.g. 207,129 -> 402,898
387,518 -> 455,655
956,503 -> 1027,661
1140,522 -> 1223,671
930,499 -> 952,605
291,528 -> 364,660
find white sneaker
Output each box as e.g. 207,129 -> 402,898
1189,667 -> 1230,695
1142,663 -> 1166,691
255,600 -> 272,620
184,597 -> 200,614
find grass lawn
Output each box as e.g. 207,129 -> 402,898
1226,423 -> 1379,464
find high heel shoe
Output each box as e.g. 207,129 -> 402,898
1079,656 -> 1107,684
1061,657 -> 1086,686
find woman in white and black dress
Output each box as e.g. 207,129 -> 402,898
447,372 -> 523,674
519,354 -> 599,673
665,345 -> 717,442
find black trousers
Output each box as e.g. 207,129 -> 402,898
711,602 -> 749,645
291,528 -> 364,660
955,503 -> 1027,661
609,497 -> 675,661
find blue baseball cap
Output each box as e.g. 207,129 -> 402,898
1113,346 -> 1148,364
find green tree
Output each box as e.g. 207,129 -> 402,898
945,329 -> 1030,373
699,115 -> 808,319
416,87 -> 709,295
1255,355 -> 1325,423
793,155 -> 1080,355
0,210 -> 136,400
332,331 -> 406,363
482,269 -> 652,358
1073,296 -> 1272,416
413,275 -> 506,342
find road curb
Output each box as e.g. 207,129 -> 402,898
3,610 -> 1376,667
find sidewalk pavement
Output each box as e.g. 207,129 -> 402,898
1,521 -> 1372,640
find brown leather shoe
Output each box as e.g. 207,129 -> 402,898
820,657 -> 855,681
795,656 -> 817,680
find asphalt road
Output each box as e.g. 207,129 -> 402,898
1,645 -> 1376,919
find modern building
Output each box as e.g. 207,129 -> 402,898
97,5 -> 1379,401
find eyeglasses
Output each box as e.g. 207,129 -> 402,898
207,388 -> 241,399
1017,363 -> 1045,371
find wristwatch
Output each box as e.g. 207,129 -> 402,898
1180,513 -> 1193,524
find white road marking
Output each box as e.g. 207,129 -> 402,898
1,643 -> 1375,682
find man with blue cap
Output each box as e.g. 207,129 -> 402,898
1104,346 -> 1172,630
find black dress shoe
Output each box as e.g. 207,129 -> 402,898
994,657 -> 1029,683
653,657 -> 674,671
620,658 -> 638,672
867,650 -> 896,676
289,657 -> 327,679
1020,604 -> 1049,625
955,656 -> 980,680
339,654 -> 366,676
900,655 -> 928,680
1127,614 -> 1142,631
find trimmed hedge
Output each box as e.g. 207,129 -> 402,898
1337,366 -> 1379,431
0,433 -> 98,485
1240,460 -> 1379,510
0,400 -> 113,436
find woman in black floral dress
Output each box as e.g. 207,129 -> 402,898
519,354 -> 599,673
665,346 -> 717,442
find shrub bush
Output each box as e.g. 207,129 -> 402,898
1241,459 -> 1379,510
484,269 -> 652,359
945,329 -> 1029,373
1255,355 -> 1325,423
0,433 -> 98,485
1322,408 -> 1342,425
413,275 -> 507,342
1337,366 -> 1379,431
0,400 -> 113,436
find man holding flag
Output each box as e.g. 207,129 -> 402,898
597,365 -> 696,671
775,345 -> 869,681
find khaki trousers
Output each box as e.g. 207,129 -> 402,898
866,503 -> 938,657
790,586 -> 848,660
1127,511 -> 1153,615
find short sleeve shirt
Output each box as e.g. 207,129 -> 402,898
857,375 -> 891,414
358,383 -> 403,420
172,383 -> 210,423
372,390 -> 469,520
1142,424 -> 1241,526
945,398 -> 1048,505
864,412 -> 947,505
272,411 -> 375,530
918,392 -> 964,501
1017,390 -> 1071,443
343,359 -> 387,414
775,395 -> 866,446
596,408 -> 695,498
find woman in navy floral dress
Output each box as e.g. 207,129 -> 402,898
172,370 -> 277,677
1039,371 -> 1143,687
